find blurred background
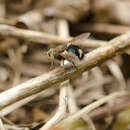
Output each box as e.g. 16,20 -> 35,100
0,0 -> 130,130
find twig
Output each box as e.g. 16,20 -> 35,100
0,90 -> 49,116
60,91 -> 127,124
105,116 -> 117,130
76,23 -> 130,35
40,84 -> 68,130
15,10 -> 42,30
88,98 -> 130,121
107,60 -> 126,90
67,85 -> 96,130
0,119 -> 5,130
57,19 -> 70,37
0,37 -> 18,52
91,67 -> 105,96
82,116 -> 96,130
7,47 -> 22,86
67,84 -> 78,114
75,76 -> 113,98
0,116 -> 14,125
4,124 -> 28,130
0,24 -> 107,48
0,18 -> 15,25
0,0 -> 5,18
0,56 -> 49,77
0,31 -> 130,110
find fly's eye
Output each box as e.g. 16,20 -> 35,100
67,45 -> 77,54
67,45 -> 84,60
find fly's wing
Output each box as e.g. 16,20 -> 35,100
53,33 -> 90,54
68,33 -> 90,45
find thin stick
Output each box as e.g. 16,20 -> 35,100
61,91 -> 127,123
0,119 -> 5,130
4,124 -> 28,130
0,90 -> 48,116
77,23 -> 130,35
91,67 -> 105,96
67,84 -> 96,130
75,77 -> 113,98
0,116 -> 14,125
89,98 -> 130,121
0,31 -> 130,109
67,85 -> 78,114
107,60 -> 126,90
0,24 -> 107,48
40,84 -> 68,130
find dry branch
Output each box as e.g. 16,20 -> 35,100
0,31 -> 130,110
0,90 -> 48,116
89,98 -> 130,121
0,119 -> 5,130
0,24 -> 107,48
107,60 -> 126,90
77,23 -> 130,35
61,91 -> 127,123
41,84 -> 68,130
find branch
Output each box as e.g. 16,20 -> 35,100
0,24 -> 107,48
40,84 -> 68,130
89,98 -> 130,121
76,23 -> 130,35
107,60 -> 126,90
0,119 -> 5,130
61,91 -> 127,124
0,31 -> 130,109
0,90 -> 48,116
